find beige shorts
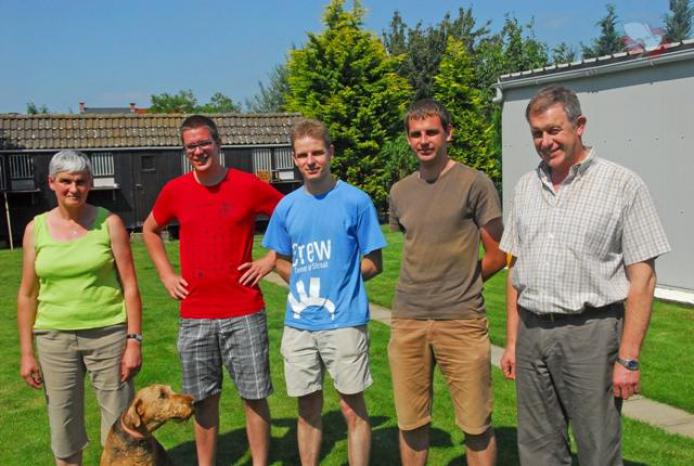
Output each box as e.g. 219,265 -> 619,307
35,324 -> 134,459
281,325 -> 372,397
388,317 -> 492,434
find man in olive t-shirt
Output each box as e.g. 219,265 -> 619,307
388,99 -> 505,466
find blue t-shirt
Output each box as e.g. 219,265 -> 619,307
263,180 -> 386,330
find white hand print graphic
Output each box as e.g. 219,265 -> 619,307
288,277 -> 336,320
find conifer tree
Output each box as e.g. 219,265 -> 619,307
665,0 -> 693,42
286,0 -> 411,205
434,38 -> 498,183
246,64 -> 290,113
582,4 -> 626,58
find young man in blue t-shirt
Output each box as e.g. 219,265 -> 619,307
263,118 -> 386,466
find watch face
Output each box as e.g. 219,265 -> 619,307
619,358 -> 639,370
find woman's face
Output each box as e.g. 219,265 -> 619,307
48,171 -> 92,207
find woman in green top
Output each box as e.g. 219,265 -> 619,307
17,150 -> 142,466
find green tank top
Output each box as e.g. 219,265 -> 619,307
33,207 -> 126,330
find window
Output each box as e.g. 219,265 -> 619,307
252,148 -> 272,181
273,147 -> 293,170
89,152 -> 117,188
8,154 -> 36,191
90,152 -> 115,177
141,155 -> 155,171
253,147 -> 296,182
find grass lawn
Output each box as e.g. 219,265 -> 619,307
0,236 -> 692,465
359,228 -> 694,415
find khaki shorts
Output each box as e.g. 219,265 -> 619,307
388,317 -> 492,434
281,325 -> 372,397
34,324 -> 134,459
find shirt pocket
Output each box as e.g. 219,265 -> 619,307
565,201 -> 621,259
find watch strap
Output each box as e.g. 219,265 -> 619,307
126,333 -> 143,343
616,357 -> 639,371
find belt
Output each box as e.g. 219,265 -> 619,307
522,302 -> 624,323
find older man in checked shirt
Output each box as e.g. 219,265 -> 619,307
499,85 -> 670,466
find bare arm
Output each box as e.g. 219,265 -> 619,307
500,256 -> 519,380
17,221 -> 42,389
479,217 -> 505,281
108,214 -> 142,382
361,249 -> 383,281
613,259 -> 656,399
142,213 -> 188,300
275,254 -> 292,283
238,250 -> 277,287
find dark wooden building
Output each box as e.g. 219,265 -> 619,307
0,113 -> 303,247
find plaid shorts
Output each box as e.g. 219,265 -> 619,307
177,311 -> 273,402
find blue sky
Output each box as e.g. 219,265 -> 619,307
0,0 -> 669,113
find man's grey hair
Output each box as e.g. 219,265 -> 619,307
526,85 -> 583,125
49,150 -> 93,178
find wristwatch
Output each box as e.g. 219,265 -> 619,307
616,357 -> 639,371
126,333 -> 143,343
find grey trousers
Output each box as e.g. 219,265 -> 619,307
516,305 -> 624,466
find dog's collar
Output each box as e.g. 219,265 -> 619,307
114,415 -> 148,443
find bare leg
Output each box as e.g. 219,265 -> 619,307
55,451 -> 82,466
194,393 -> 220,466
297,391 -> 323,466
339,392 -> 371,466
244,397 -> 271,466
465,428 -> 497,466
399,424 -> 429,466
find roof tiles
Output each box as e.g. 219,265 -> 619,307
0,113 -> 302,151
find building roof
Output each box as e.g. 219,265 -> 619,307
0,113 -> 302,151
79,102 -> 148,115
494,39 -> 694,92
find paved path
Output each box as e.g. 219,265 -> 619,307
264,273 -> 694,439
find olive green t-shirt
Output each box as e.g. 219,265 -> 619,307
388,162 -> 501,319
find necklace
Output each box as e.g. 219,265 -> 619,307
50,207 -> 92,239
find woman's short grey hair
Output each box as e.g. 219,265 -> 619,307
49,150 -> 93,178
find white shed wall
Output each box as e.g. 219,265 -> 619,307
500,58 -> 694,293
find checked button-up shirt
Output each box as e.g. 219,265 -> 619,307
500,149 -> 671,314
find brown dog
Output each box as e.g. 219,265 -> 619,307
100,384 -> 194,466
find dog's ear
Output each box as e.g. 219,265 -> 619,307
124,398 -> 143,428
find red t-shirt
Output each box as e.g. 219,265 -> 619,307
152,169 -> 282,318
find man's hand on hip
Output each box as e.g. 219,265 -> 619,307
162,273 -> 189,300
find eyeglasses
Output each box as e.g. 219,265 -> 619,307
184,140 -> 215,153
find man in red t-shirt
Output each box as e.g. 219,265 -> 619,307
143,115 -> 282,466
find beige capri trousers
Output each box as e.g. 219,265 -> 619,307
34,323 -> 134,459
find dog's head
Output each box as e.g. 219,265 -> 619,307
123,384 -> 194,434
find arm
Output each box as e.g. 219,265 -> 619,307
613,259 -> 657,399
361,249 -> 383,281
275,254 -> 292,284
17,221 -> 42,389
500,256 -> 519,380
142,213 -> 188,300
479,217 -> 505,281
388,194 -> 403,233
107,214 -> 143,382
238,249 -> 277,287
